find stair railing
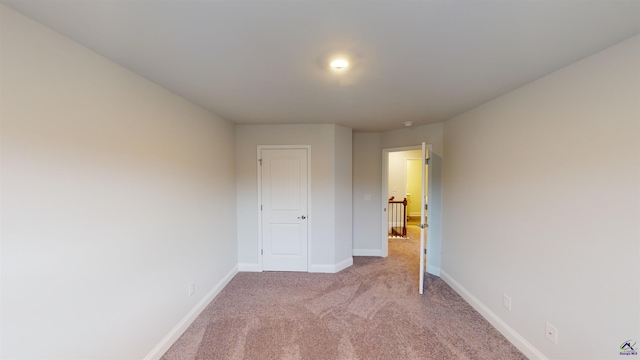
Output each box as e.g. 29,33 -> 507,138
388,196 -> 407,238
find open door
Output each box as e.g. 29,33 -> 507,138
419,143 -> 429,294
382,144 -> 435,294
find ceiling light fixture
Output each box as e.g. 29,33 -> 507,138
330,59 -> 349,70
404,121 -> 413,127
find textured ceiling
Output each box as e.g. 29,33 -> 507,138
3,1 -> 640,131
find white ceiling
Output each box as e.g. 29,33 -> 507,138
3,1 -> 639,132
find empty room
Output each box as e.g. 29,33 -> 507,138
1,1 -> 638,359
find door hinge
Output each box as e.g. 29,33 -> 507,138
259,159 -> 262,166
261,205 -> 262,210
424,248 -> 427,254
425,157 -> 430,165
424,204 -> 428,210
261,249 -> 263,255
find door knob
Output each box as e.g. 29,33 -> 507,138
298,215 -> 306,219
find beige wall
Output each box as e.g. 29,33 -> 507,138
441,35 -> 640,359
387,149 -> 422,216
406,158 -> 424,216
235,124 -> 353,272
1,6 -> 237,359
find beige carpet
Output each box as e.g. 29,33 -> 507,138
161,233 -> 526,360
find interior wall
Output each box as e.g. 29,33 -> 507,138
352,133 -> 383,255
334,125 -> 354,266
235,124 -> 351,272
441,35 -> 640,359
1,6 -> 237,360
406,158 -> 425,216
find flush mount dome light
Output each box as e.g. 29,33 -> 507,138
330,59 -> 349,70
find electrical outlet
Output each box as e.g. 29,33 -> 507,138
545,322 -> 558,344
503,294 -> 511,311
188,283 -> 195,297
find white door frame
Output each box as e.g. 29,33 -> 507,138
382,145 -> 418,257
257,145 -> 312,272
419,142 -> 428,294
381,145 -> 435,275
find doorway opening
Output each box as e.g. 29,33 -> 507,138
382,144 -> 434,293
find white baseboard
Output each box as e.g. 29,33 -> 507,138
308,264 -> 335,273
238,263 -> 261,272
352,249 -> 383,257
335,257 -> 353,272
439,270 -> 547,360
143,265 -> 239,360
309,257 -> 353,273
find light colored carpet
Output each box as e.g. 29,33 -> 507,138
161,234 -> 526,360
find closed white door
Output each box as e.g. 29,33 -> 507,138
261,148 -> 308,271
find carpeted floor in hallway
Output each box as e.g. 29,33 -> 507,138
161,231 -> 526,360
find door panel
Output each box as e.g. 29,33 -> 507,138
269,158 -> 301,209
270,224 -> 301,255
261,148 -> 308,271
419,143 -> 427,294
